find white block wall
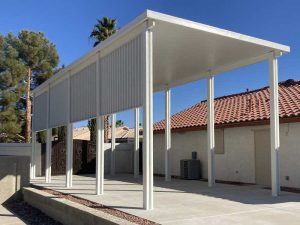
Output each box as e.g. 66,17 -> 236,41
103,143 -> 134,174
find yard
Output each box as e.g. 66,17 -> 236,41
32,174 -> 300,225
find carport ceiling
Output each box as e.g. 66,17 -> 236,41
149,11 -> 290,91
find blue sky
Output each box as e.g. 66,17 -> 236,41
1,0 -> 299,128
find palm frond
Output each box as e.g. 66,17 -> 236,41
90,16 -> 117,47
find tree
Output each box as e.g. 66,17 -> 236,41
90,17 -> 117,143
36,130 -> 46,143
0,31 -> 59,143
116,120 -> 124,127
16,30 -> 59,143
87,119 -> 96,142
37,126 -> 66,143
90,17 -> 117,47
0,34 -> 27,142
57,126 -> 66,141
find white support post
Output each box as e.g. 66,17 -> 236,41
134,108 -> 140,178
46,128 -> 52,183
66,69 -> 73,188
207,74 -> 215,187
143,20 -> 154,210
95,51 -> 104,195
31,131 -> 36,179
45,85 -> 51,183
269,52 -> 280,196
96,116 -> 104,195
165,88 -> 171,182
111,114 -> 116,175
31,94 -> 36,180
66,123 -> 73,187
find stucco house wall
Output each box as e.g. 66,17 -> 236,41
153,122 -> 300,188
279,122 -> 300,188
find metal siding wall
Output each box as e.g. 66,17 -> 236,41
49,79 -> 68,128
100,34 -> 142,115
70,63 -> 97,122
33,91 -> 48,132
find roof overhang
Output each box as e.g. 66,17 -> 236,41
148,11 -> 289,91
33,10 -> 290,95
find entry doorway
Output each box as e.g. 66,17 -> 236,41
254,129 -> 271,186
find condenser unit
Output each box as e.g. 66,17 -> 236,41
180,152 -> 201,180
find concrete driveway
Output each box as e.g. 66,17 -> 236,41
32,175 -> 300,225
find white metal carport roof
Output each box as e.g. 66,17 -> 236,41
33,10 -> 289,95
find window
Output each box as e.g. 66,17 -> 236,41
215,129 -> 224,154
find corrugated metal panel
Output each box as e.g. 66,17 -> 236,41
70,62 -> 97,122
49,79 -> 68,128
33,91 -> 48,132
100,34 -> 143,115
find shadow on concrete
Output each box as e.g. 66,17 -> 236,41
101,174 -> 300,205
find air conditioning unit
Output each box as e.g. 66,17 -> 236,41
180,152 -> 201,180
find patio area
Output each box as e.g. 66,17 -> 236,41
31,174 -> 300,224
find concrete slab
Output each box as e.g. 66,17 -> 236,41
0,205 -> 25,225
31,175 -> 300,225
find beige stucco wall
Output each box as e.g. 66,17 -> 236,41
216,126 -> 255,183
279,122 -> 300,188
153,122 -> 300,188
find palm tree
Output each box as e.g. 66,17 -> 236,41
116,120 -> 124,127
90,17 -> 117,47
90,17 -> 117,143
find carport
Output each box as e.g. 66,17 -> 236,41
30,10 -> 290,210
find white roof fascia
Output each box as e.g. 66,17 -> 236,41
146,10 -> 290,53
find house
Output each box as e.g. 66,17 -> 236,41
73,127 -> 90,141
73,126 -> 142,143
153,79 -> 300,188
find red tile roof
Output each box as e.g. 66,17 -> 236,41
154,79 -> 300,131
